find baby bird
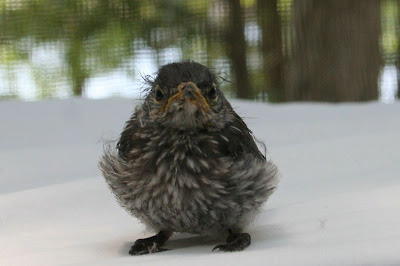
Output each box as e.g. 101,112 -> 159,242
99,61 -> 279,255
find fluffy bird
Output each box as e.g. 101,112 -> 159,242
99,61 -> 279,255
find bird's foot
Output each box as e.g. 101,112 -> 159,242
213,231 -> 251,252
129,240 -> 168,255
129,231 -> 171,256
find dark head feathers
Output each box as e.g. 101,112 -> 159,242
154,60 -> 217,89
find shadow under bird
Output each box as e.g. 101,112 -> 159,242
99,61 -> 279,255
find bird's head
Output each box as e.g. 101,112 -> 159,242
140,61 -> 233,130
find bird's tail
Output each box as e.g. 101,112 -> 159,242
98,145 -> 132,204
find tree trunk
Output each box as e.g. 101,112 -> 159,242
286,0 -> 382,102
226,0 -> 251,99
67,39 -> 86,96
257,0 -> 283,102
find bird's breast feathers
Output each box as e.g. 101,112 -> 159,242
100,127 -> 278,232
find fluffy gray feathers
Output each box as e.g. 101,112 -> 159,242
99,61 -> 279,235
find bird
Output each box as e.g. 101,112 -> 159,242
99,61 -> 279,255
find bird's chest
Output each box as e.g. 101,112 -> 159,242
128,132 -> 232,231
136,132 -> 224,191
131,130 -> 224,175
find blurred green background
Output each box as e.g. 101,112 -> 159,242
0,0 -> 399,102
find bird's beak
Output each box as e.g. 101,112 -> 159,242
163,82 -> 210,113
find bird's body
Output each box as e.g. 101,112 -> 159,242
99,61 -> 279,254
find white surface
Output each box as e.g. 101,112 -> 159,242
1,98 -> 400,265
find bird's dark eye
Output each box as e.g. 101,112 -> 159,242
208,87 -> 217,99
155,88 -> 164,101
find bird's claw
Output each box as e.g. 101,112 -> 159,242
212,233 -> 251,252
212,244 -> 226,251
129,241 -> 169,256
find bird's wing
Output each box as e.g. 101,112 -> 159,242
117,115 -> 142,160
216,111 -> 266,160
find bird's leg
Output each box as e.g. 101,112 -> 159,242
212,229 -> 251,252
129,231 -> 172,255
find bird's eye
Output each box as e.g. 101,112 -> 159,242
155,88 -> 164,101
208,87 -> 217,99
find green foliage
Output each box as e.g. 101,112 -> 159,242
0,0 -> 397,101
381,0 -> 399,64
